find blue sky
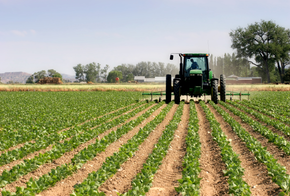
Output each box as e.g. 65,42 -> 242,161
0,0 -> 289,75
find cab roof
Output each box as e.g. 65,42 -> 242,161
182,53 -> 209,57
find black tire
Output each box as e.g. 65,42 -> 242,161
211,79 -> 218,104
166,74 -> 172,104
220,75 -> 226,102
174,79 -> 180,104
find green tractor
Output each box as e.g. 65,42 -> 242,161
166,53 -> 226,104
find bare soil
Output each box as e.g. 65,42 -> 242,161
208,103 -> 280,195
222,102 -> 290,176
0,103 -> 145,177
196,103 -> 229,196
2,103 -> 158,194
98,104 -> 179,195
36,104 -> 167,196
146,103 -> 189,196
219,103 -> 284,195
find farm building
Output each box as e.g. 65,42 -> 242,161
134,76 -> 145,83
226,75 -> 262,84
134,76 -> 175,83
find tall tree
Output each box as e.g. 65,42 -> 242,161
34,70 -> 46,83
101,64 -> 110,82
107,71 -> 123,83
73,64 -> 85,82
84,62 -> 98,82
230,20 -> 290,83
47,69 -> 62,80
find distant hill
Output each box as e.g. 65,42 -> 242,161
0,72 -> 77,84
0,72 -> 31,84
61,73 -> 77,82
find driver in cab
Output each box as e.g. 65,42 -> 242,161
190,59 -> 199,69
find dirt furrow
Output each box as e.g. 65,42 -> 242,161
196,103 -> 229,196
220,103 -> 290,175
35,103 -> 167,196
98,104 -> 179,196
0,103 -> 144,176
0,102 -> 137,156
219,103 -> 288,192
146,103 -> 189,196
208,104 -> 280,195
3,103 -> 158,194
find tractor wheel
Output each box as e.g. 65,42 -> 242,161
166,74 -> 172,104
211,79 -> 218,104
174,80 -> 180,104
220,74 -> 226,102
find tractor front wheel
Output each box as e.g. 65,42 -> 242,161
220,74 -> 226,102
211,79 -> 218,104
166,74 -> 172,104
174,79 -> 180,104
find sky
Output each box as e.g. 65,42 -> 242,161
0,0 -> 289,75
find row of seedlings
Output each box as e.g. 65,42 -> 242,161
1,101 -> 165,195
0,101 -> 146,166
213,101 -> 290,195
239,100 -> 290,127
0,101 -> 156,189
225,101 -> 290,154
175,100 -> 201,195
200,101 -> 251,195
0,95 -> 139,151
71,101 -> 176,196
121,102 -> 184,195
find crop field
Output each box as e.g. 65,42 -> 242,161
1,91 -> 290,196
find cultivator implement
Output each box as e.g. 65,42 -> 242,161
142,91 -> 250,102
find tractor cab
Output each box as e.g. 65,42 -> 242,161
167,53 -> 226,104
183,54 -> 210,90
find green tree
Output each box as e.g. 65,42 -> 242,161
126,73 -> 134,82
26,75 -> 34,83
283,67 -> 290,82
107,71 -> 123,83
73,64 -> 85,82
101,64 -> 110,82
84,62 -> 98,82
230,20 -> 290,83
34,70 -> 46,83
48,69 -> 62,80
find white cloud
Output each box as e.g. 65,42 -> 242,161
30,29 -> 36,34
11,30 -> 27,37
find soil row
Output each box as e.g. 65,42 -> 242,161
2,101 -> 290,196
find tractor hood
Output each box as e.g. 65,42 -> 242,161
189,70 -> 202,75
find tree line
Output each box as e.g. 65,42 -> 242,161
230,20 -> 290,83
26,69 -> 63,83
72,62 -> 178,83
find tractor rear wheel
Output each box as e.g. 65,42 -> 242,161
220,74 -> 226,102
166,74 -> 172,104
174,79 -> 180,104
211,79 -> 218,104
